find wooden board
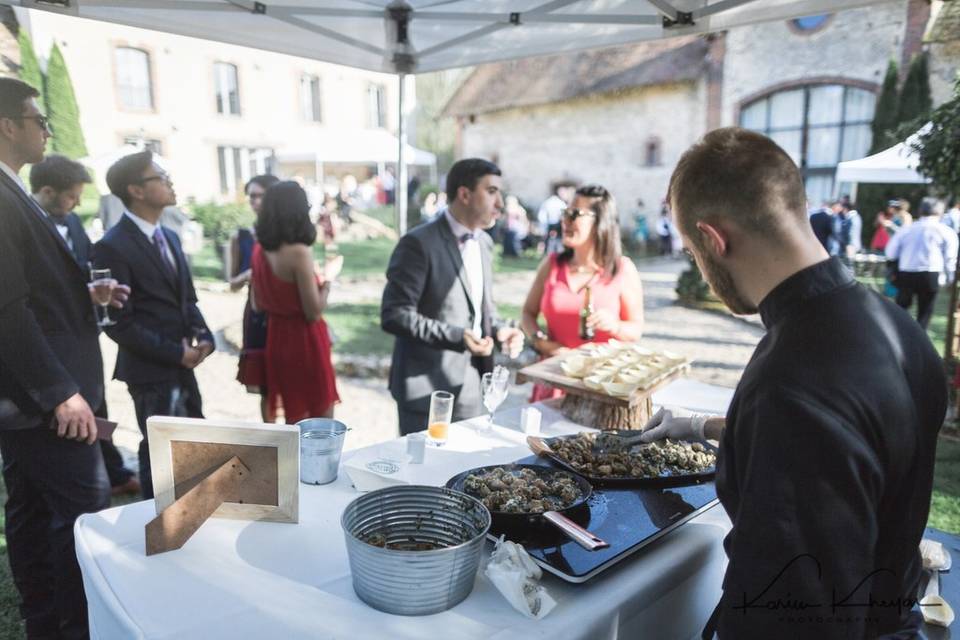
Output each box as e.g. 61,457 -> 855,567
147,416 -> 299,524
516,353 -> 690,408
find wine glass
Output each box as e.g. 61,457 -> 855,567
89,268 -> 116,327
481,369 -> 509,431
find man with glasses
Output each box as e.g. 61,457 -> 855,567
93,151 -> 213,499
0,77 -> 124,639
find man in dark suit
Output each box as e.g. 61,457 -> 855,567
0,77 -> 124,639
30,154 -> 140,497
94,151 -> 214,499
381,158 -> 523,435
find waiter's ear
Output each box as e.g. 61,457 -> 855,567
695,221 -> 728,257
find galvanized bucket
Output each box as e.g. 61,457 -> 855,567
297,418 -> 348,485
340,485 -> 491,615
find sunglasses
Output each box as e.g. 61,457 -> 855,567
563,208 -> 596,222
138,172 -> 171,185
3,114 -> 51,132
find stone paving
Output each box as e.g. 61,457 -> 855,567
103,255 -> 765,473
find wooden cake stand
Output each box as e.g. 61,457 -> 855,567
516,353 -> 690,430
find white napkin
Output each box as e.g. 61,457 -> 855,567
342,447 -> 413,492
485,536 -> 557,620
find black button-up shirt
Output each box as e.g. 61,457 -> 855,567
711,257 -> 946,639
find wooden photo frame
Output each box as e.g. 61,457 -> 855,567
147,416 -> 299,523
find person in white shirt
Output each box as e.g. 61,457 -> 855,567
885,197 -> 959,328
944,199 -> 960,234
537,182 -> 575,255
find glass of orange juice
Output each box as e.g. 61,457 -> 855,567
426,390 -> 454,447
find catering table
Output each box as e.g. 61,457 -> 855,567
75,379 -> 734,640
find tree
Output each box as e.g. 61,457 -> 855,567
909,76 -> 960,199
45,44 -> 87,158
16,29 -> 43,100
870,59 -> 899,153
897,52 -> 933,125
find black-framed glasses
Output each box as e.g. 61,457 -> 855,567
138,172 -> 171,185
2,114 -> 51,132
563,208 -> 595,222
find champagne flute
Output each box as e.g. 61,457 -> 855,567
481,368 -> 509,431
426,390 -> 454,447
90,268 -> 116,327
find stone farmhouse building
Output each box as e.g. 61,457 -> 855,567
444,0 -> 958,222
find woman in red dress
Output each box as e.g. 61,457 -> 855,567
251,181 -> 341,422
521,185 -> 645,401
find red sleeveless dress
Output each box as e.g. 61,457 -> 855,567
531,254 -> 630,402
251,244 -> 339,422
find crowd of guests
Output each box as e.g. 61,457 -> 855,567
0,71 -> 954,640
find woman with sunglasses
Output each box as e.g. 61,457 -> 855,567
521,185 -> 645,401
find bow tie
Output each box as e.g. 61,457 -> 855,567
459,232 -> 479,243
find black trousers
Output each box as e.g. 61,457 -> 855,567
93,401 -> 133,487
0,427 -> 110,640
894,271 -> 940,329
128,372 -> 203,499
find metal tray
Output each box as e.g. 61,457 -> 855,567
529,433 -> 718,488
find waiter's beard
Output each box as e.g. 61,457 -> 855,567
698,250 -> 757,316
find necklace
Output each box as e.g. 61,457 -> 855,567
572,263 -> 598,274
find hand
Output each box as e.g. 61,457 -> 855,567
53,393 -> 97,444
464,330 -> 494,357
639,407 -> 714,443
533,337 -> 569,358
195,340 -> 215,361
180,339 -> 203,369
109,283 -> 131,309
496,326 -> 524,359
587,309 -> 621,335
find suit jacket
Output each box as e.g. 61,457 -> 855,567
93,213 -> 212,385
381,214 -> 499,417
0,170 -> 103,430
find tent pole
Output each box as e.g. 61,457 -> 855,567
397,73 -> 408,237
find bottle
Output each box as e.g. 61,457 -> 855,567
579,286 -> 595,341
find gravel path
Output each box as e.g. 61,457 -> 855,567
103,256 -> 765,473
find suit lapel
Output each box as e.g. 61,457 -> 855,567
437,216 -> 475,315
479,234 -> 494,333
164,228 -> 188,300
120,216 -> 179,296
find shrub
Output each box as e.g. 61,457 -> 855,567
189,201 -> 253,246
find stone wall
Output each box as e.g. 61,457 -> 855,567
458,81 -> 706,227
929,41 -> 960,106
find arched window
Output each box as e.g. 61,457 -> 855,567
740,84 -> 875,205
644,137 -> 662,167
114,47 -> 153,110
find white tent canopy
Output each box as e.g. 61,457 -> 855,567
834,126 -> 932,185
276,129 -> 435,165
15,0 -> 892,233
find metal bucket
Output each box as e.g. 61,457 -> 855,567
340,485 -> 491,616
297,418 -> 348,485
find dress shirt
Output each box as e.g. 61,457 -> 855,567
885,216 -> 958,283
124,210 -> 178,274
50,217 -> 73,252
444,209 -> 483,336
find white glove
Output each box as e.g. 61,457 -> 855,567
639,406 -> 714,443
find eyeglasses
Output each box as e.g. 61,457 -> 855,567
2,114 -> 51,132
563,208 -> 596,222
138,173 -> 171,185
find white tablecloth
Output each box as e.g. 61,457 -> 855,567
75,379 -> 734,640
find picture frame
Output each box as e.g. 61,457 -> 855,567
147,416 -> 299,523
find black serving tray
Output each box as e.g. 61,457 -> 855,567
535,433 -> 718,488
487,454 -> 719,583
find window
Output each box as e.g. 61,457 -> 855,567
122,136 -> 163,156
300,74 -> 322,122
644,138 -> 662,167
740,84 -> 875,205
114,47 -> 153,110
217,146 -> 274,196
367,83 -> 386,128
214,62 -> 241,116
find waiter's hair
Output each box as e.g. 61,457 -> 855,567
106,150 -> 155,207
667,127 -> 807,242
0,77 -> 40,119
557,184 -> 622,278
918,197 -> 945,218
446,158 -> 501,202
30,155 -> 91,193
256,181 -> 317,250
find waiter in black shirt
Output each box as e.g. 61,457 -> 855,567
642,128 -> 946,639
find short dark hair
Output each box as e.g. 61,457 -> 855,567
0,78 -> 40,120
557,184 -> 623,277
668,127 -> 806,243
255,181 -> 317,250
30,155 -> 91,193
245,174 -> 280,194
106,150 -> 155,207
445,158 -> 501,202
918,197 -> 945,218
